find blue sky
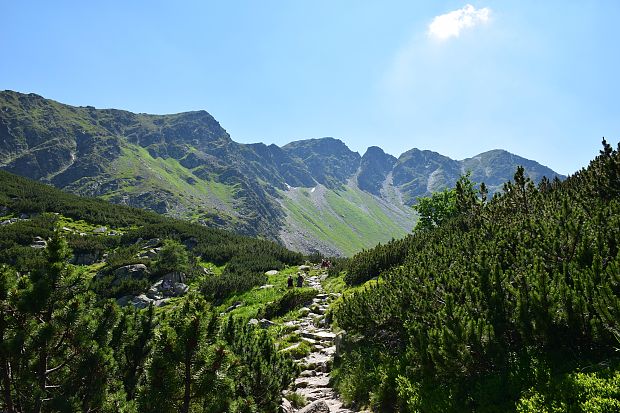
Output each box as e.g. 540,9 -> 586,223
1,1 -> 619,175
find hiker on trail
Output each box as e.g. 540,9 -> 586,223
296,272 -> 304,288
287,275 -> 294,288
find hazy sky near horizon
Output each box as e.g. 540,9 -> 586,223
1,1 -> 619,175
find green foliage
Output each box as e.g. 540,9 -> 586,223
0,236 -> 299,412
0,233 -> 125,412
332,140 -> 620,411
285,391 -> 308,409
0,170 -> 306,411
516,363 -> 620,413
151,239 -> 190,275
259,288 -> 317,319
413,186 -> 457,230
222,316 -> 298,412
139,294 -> 234,413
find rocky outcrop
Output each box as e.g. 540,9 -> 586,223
357,146 -> 397,195
297,400 -> 330,413
113,264 -> 150,282
114,268 -> 189,309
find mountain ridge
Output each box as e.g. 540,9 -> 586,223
0,90 -> 565,256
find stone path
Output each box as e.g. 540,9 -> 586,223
281,271 -> 359,413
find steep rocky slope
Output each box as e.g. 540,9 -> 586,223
0,91 -> 565,256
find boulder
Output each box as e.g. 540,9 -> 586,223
259,318 -> 276,328
113,264 -> 149,281
146,284 -> 162,299
299,265 -> 312,272
163,271 -> 186,284
93,226 -> 107,234
297,400 -> 329,413
131,294 -> 152,309
280,396 -> 294,413
173,282 -> 189,296
152,299 -> 169,308
141,249 -> 158,259
335,331 -> 345,358
248,318 -> 259,326
259,284 -> 275,289
116,295 -> 134,307
265,270 -> 279,276
143,238 -> 161,248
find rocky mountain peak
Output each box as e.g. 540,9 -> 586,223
282,137 -> 361,188
358,146 -> 397,194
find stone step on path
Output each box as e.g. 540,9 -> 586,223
281,271 -> 363,413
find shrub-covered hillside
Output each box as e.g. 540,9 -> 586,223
0,170 -> 306,412
331,140 -> 620,412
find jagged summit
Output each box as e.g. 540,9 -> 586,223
0,90 -> 565,256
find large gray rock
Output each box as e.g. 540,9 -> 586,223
73,251 -> 99,265
143,238 -> 161,248
280,396 -> 294,413
173,282 -> 189,296
113,264 -> 149,281
116,295 -> 134,307
335,331 -> 345,358
131,294 -> 152,309
297,400 -> 329,413
163,271 -> 186,284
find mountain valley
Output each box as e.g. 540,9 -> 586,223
0,91 -> 564,255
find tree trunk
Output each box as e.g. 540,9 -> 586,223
0,309 -> 15,413
1,358 -> 14,413
181,354 -> 191,413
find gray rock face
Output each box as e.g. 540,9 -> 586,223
357,146 -> 397,195
163,271 -> 186,284
297,400 -> 330,413
116,295 -> 133,307
113,264 -> 149,281
173,282 -> 189,296
0,91 -> 565,258
131,294 -> 152,309
280,396 -> 294,413
143,238 -> 161,248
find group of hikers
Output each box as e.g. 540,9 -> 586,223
287,272 -> 304,288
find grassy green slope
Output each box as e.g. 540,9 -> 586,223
103,143 -> 238,221
279,184 -> 417,256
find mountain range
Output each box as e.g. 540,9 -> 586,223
0,91 -> 564,256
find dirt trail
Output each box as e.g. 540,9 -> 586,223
281,271 -> 361,413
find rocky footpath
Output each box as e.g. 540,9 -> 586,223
281,271 -> 364,413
